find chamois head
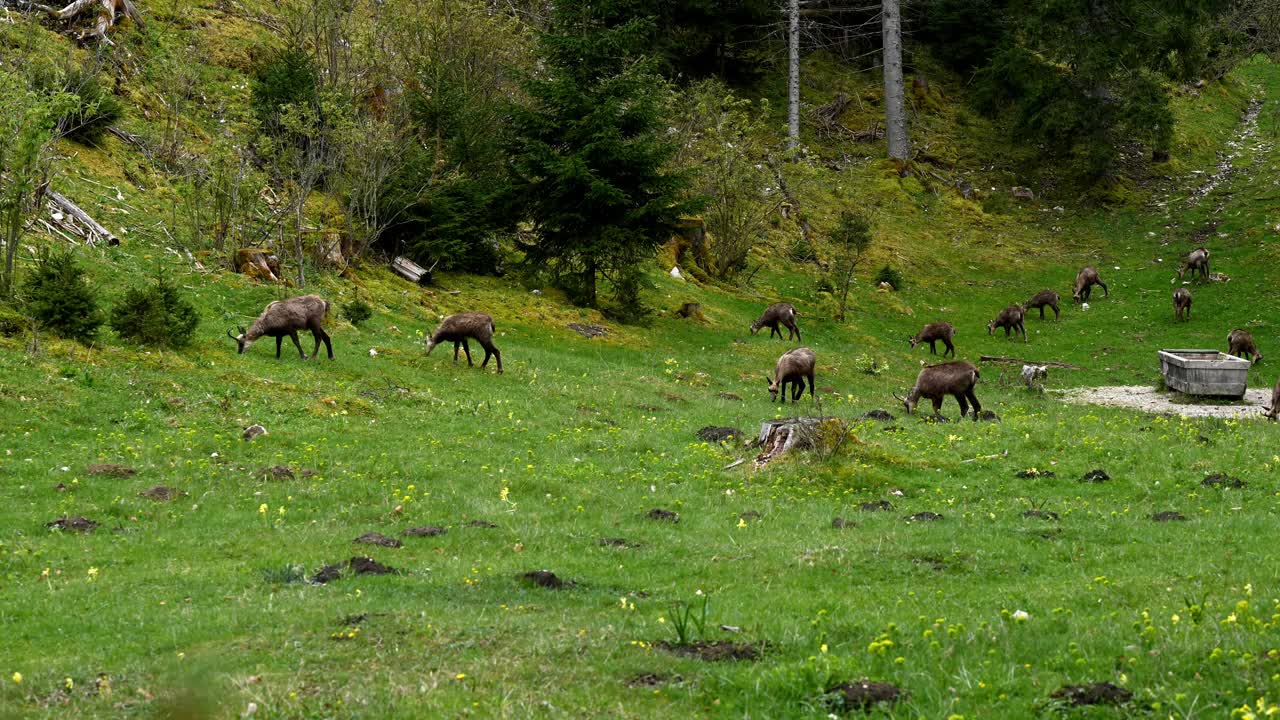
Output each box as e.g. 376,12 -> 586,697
226,326 -> 250,354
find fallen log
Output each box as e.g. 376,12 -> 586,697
28,0 -> 142,43
980,355 -> 1081,370
47,190 -> 119,246
391,255 -> 431,285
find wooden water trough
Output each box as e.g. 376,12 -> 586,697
1158,349 -> 1250,399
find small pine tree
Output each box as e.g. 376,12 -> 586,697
109,274 -> 200,348
830,212 -> 873,321
21,249 -> 103,344
342,297 -> 373,326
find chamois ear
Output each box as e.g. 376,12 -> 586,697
763,375 -> 773,386
238,325 -> 247,335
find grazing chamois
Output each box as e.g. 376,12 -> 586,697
1173,287 -> 1192,322
765,347 -> 816,403
897,361 -> 982,421
1177,248 -> 1210,281
909,322 -> 956,358
1072,267 -> 1108,303
227,294 -> 333,360
1264,378 -> 1279,421
750,303 -> 801,341
425,312 -> 502,373
988,305 -> 1027,342
1025,289 -> 1060,321
1227,329 -> 1262,364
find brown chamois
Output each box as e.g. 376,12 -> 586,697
1264,378 -> 1280,421
1173,287 -> 1192,322
909,322 -> 956,358
1025,289 -> 1060,321
1227,328 -> 1262,363
425,312 -> 502,373
764,347 -> 815,403
1072,266 -> 1108,303
897,360 -> 982,420
750,303 -> 801,341
227,294 -> 333,360
988,305 -> 1027,342
1177,248 -> 1210,281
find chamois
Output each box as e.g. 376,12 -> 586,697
1072,266 -> 1108,303
1025,289 -> 1060,321
988,305 -> 1027,342
1173,287 -> 1192,322
909,322 -> 956,358
1264,378 -> 1279,421
750,303 -> 801,341
1227,328 -> 1262,364
425,312 -> 502,373
765,347 -> 815,403
227,294 -> 333,360
1177,248 -> 1210,281
898,361 -> 982,421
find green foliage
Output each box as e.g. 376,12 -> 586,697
506,0 -> 699,308
874,265 -> 904,290
20,249 -> 103,344
250,47 -> 318,136
829,211 -> 873,321
108,274 -> 200,348
667,595 -> 710,646
58,67 -> 123,145
342,296 -> 373,326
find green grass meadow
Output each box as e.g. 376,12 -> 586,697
4,43 -> 1280,720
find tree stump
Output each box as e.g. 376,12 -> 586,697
675,302 -> 704,321
754,417 -> 847,466
235,249 -> 281,283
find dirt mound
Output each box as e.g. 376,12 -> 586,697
1202,472 -> 1246,488
859,409 -> 895,422
827,680 -> 905,710
658,641 -> 760,661
1016,468 -> 1055,478
976,410 -> 1000,422
696,426 -> 743,443
717,392 -> 743,402
912,556 -> 946,571
859,500 -> 894,512
139,486 -> 186,502
831,517 -> 855,528
354,532 -> 402,548
1152,511 -> 1187,522
312,556 -> 399,584
1050,682 -> 1132,706
646,508 -> 680,523
881,425 -> 903,433
47,516 -> 98,533
86,463 -> 135,478
401,525 -> 447,537
905,512 -> 944,522
464,520 -> 498,529
626,672 -> 679,688
598,537 -> 639,548
1081,469 -> 1110,482
259,465 -> 295,481
1022,509 -> 1060,521
520,570 -> 572,589
567,323 -> 608,338
738,510 -> 762,521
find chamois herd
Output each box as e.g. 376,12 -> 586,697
225,248 -> 1278,422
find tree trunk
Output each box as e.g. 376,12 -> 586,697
881,0 -> 910,161
787,0 -> 800,151
582,262 -> 597,307
294,204 -> 306,288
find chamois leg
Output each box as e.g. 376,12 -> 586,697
966,388 -> 982,420
931,397 -> 944,419
462,339 -> 474,366
288,331 -> 306,360
275,336 -> 284,359
453,342 -> 461,364
808,371 -> 815,399
480,340 -> 502,373
321,330 -> 333,360
1019,322 -> 1027,343
956,393 -> 969,418
310,324 -> 333,360
792,378 -> 803,402
1052,304 -> 1060,321
943,339 -> 955,358
1099,281 -> 1108,298
770,325 -> 781,339
929,340 -> 937,355
791,323 -> 802,342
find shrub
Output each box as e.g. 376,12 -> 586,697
59,69 -> 123,145
0,303 -> 24,337
342,297 -> 373,326
108,275 -> 199,348
250,47 -> 318,135
21,249 -> 102,344
875,265 -> 904,290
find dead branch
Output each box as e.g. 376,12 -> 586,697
46,190 -> 119,246
25,0 -> 141,43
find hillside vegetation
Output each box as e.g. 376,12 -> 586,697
2,1 -> 1280,718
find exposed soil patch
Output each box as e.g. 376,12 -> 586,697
339,613 -> 369,626
598,537 -> 639,548
881,425 -> 903,433
1152,511 -> 1188,522
1022,509 -> 1060,521
859,409 -> 895,422
859,500 -> 894,512
646,508 -> 680,523
312,556 -> 399,584
662,393 -> 688,404
354,532 -> 402,548
54,483 -> 69,492
912,555 -> 947,571
401,525 -> 447,537
626,672 -> 679,688
1050,682 -> 1132,706
567,323 -> 608,338
1202,472 -> 1246,489
300,468 -> 319,479
259,465 -> 295,481
1016,469 -> 1055,479
696,426 -> 743,443
905,512 -> 943,523
657,641 -> 760,662
464,520 -> 498,529
86,463 -> 135,478
738,510 -> 762,521
831,517 -> 855,528
1081,469 -> 1110,483
636,404 -> 665,413
1060,386 -> 1273,418
717,392 -> 743,402
47,516 -> 98,533
139,486 -> 186,502
827,680 -> 905,711
976,410 -> 1000,422
520,570 -> 572,589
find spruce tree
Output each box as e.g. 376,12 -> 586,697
507,0 -> 697,310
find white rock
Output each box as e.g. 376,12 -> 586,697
669,266 -> 684,281
368,348 -> 378,357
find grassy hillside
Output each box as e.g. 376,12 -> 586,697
2,4 -> 1280,717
